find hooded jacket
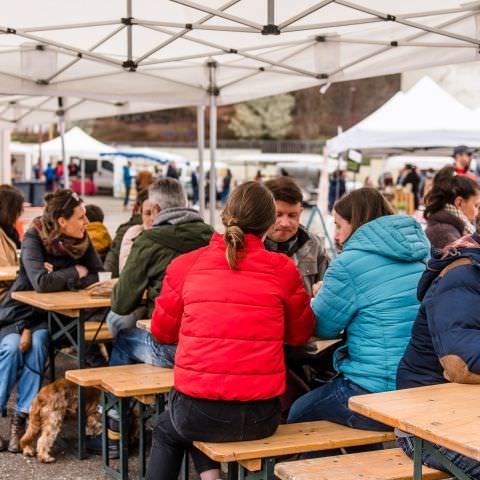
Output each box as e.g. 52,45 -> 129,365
312,214 -> 430,393
111,207 -> 213,316
425,209 -> 465,249
397,235 -> 480,389
151,233 -> 314,401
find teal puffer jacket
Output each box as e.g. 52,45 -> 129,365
312,214 -> 429,393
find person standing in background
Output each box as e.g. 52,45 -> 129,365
221,169 -> 232,205
191,168 -> 199,206
401,164 -> 421,211
453,145 -> 477,180
55,161 -> 64,188
166,161 -> 179,179
44,163 -> 55,192
123,161 -> 132,210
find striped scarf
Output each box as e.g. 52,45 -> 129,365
444,203 -> 475,235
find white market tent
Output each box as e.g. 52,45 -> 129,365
327,76 -> 480,155
3,1 -> 480,218
41,126 -> 116,158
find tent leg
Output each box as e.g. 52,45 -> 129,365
80,158 -> 85,197
0,129 -> 12,185
209,93 -> 217,226
57,97 -> 69,189
197,105 -> 206,218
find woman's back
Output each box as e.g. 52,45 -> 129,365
313,214 -> 429,392
152,232 -> 313,401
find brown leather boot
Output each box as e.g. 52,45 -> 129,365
8,412 -> 27,453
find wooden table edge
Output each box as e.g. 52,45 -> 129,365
349,396 -> 480,462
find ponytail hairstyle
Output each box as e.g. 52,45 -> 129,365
221,181 -> 276,270
424,166 -> 480,219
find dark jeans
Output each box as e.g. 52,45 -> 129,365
288,375 -> 391,431
397,436 -> 480,479
123,185 -> 131,206
145,390 -> 281,480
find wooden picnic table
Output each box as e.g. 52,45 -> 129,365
12,289 -> 112,460
0,265 -> 18,282
349,382 -> 480,480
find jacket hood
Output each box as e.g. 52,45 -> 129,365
417,236 -> 480,301
142,218 -> 213,254
344,214 -> 429,262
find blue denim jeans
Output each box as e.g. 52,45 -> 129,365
397,436 -> 480,479
110,327 -> 177,368
287,375 -> 391,431
0,329 -> 49,414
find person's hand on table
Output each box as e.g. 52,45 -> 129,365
75,265 -> 89,279
312,281 -> 323,297
44,262 -> 54,273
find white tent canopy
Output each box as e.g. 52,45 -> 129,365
41,126 -> 116,157
0,94 -> 170,131
1,1 -> 480,106
327,76 -> 480,155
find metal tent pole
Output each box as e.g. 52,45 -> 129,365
57,97 -> 69,189
197,105 -> 206,217
208,61 -> 218,226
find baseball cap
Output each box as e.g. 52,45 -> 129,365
453,145 -> 475,156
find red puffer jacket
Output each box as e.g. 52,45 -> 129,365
151,232 -> 314,401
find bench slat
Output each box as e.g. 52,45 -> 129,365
194,422 -> 395,463
274,448 -> 448,480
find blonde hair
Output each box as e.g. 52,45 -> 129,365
221,182 -> 276,270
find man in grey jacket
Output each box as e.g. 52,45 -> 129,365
264,176 -> 329,296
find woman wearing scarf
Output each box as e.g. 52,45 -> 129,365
0,185 -> 23,302
424,166 -> 480,249
0,189 -> 103,453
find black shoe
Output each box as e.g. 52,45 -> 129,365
0,435 -> 6,452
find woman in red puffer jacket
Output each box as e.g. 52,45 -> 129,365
147,181 -> 314,480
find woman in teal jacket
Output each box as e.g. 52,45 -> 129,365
288,188 -> 429,430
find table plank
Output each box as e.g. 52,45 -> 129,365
12,290 -> 111,311
66,364 -> 167,387
101,368 -> 174,397
0,266 -> 18,282
349,383 -> 480,461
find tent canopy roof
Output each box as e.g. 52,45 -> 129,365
41,126 -> 116,156
1,0 -> 480,119
327,76 -> 480,155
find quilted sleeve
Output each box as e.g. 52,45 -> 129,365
311,259 -> 358,338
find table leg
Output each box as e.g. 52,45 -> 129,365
413,437 -> 423,480
423,441 -> 473,480
47,312 -> 55,382
77,316 -> 86,459
118,397 -> 129,480
227,462 -> 238,480
139,402 -> 146,480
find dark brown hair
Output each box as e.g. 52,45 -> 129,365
221,182 -> 276,270
264,176 -> 303,205
0,184 -> 24,226
334,188 -> 394,239
424,166 -> 480,219
85,204 -> 104,223
43,189 -> 83,228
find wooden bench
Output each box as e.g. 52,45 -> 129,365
274,447 -> 449,480
84,321 -> 114,343
194,421 -> 395,479
67,364 -> 174,480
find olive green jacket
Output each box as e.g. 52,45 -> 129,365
111,219 -> 213,317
